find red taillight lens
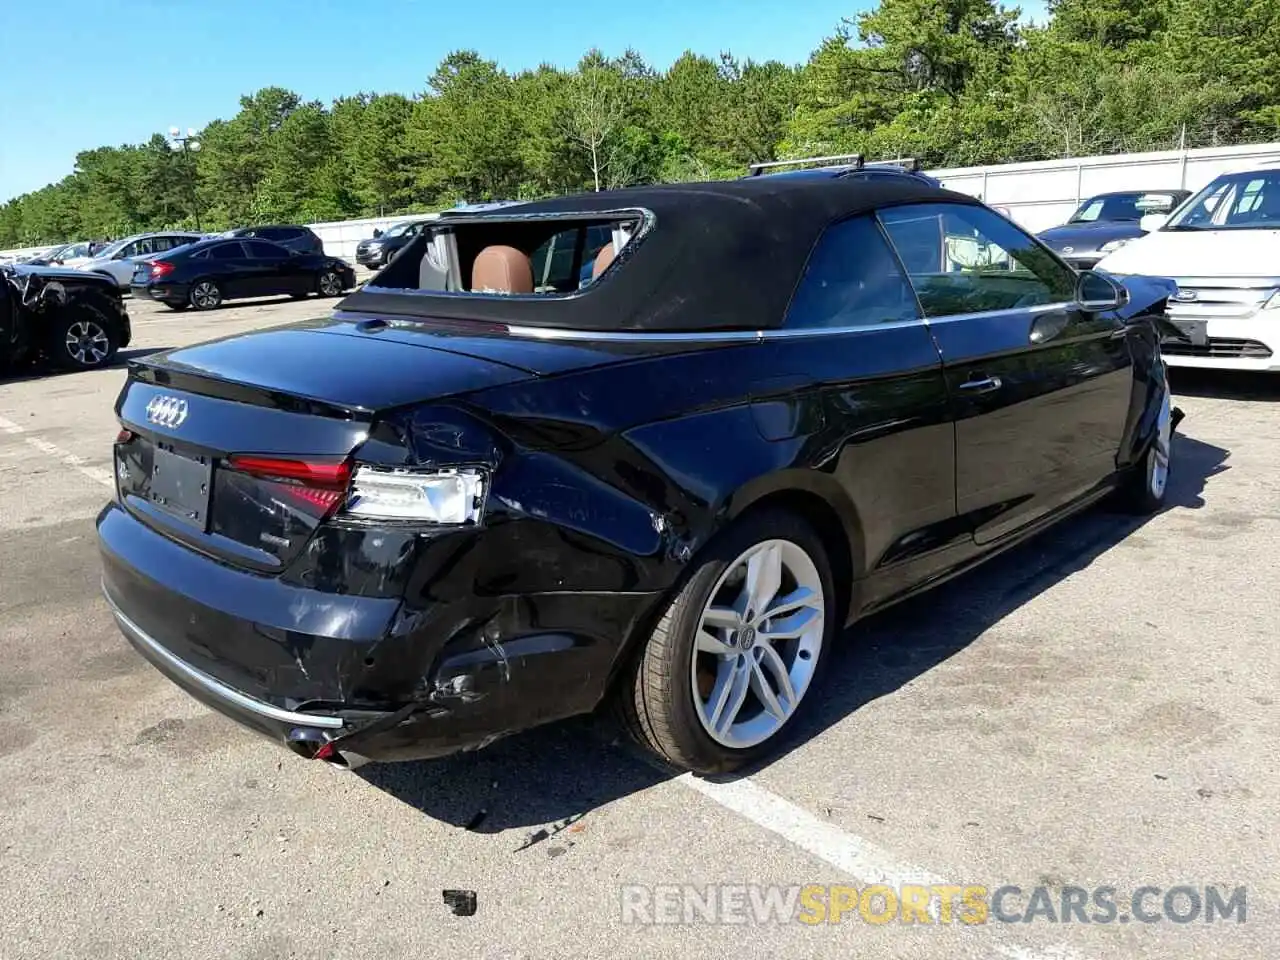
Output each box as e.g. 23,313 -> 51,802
226,455 -> 353,518
150,260 -> 175,280
116,428 -> 135,443
228,455 -> 352,487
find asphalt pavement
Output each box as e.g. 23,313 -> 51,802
0,288 -> 1276,959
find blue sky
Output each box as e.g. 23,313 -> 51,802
0,0 -> 1047,203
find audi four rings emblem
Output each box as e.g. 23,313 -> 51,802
145,395 -> 189,429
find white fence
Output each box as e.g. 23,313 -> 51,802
7,140 -> 1280,262
930,140 -> 1280,232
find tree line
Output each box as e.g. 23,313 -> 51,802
4,0 -> 1277,247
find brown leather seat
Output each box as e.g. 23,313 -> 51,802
471,245 -> 533,294
591,242 -> 616,280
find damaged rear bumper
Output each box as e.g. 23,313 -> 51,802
97,502 -> 661,765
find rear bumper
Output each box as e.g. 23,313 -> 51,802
104,588 -> 348,745
130,282 -> 189,305
97,501 -> 659,763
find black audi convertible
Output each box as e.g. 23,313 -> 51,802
97,169 -> 1181,774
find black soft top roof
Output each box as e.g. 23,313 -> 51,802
341,176 -> 984,332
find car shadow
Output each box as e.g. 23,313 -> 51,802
1171,369 -> 1280,402
358,432 -> 1230,833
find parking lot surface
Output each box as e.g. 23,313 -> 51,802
1,290 -> 1277,959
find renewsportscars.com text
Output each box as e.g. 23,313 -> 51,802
619,883 -> 1247,926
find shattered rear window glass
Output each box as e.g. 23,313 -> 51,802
375,215 -> 640,297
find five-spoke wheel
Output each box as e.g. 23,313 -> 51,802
620,508 -> 835,773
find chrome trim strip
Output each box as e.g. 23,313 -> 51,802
101,584 -> 344,730
359,299 -> 1081,345
504,324 -> 765,343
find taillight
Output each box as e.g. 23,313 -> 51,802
116,428 -> 135,443
149,260 -> 175,280
227,455 -> 353,517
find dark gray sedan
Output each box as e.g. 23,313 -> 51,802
1038,189 -> 1191,270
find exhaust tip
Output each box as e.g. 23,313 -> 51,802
285,727 -> 349,767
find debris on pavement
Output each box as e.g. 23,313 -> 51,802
443,890 -> 478,917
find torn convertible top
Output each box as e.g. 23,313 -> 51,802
339,177 -> 984,332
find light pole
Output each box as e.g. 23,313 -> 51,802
168,126 -> 202,230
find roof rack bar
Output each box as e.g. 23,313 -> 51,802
748,154 -> 864,176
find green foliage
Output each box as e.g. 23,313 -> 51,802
4,0 -> 1279,247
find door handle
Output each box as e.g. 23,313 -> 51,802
959,376 -> 1003,394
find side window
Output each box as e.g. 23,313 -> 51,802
879,203 -> 1075,316
208,242 -> 245,261
783,215 -> 920,330
133,238 -> 156,257
245,240 -> 286,259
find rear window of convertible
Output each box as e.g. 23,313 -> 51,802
370,213 -> 644,297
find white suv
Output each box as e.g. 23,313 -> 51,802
1096,167 -> 1280,372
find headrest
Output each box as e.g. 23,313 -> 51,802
591,242 -> 616,280
471,245 -> 533,294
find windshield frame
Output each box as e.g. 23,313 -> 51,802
1068,191 -> 1173,224
1164,170 -> 1280,232
380,220 -> 420,239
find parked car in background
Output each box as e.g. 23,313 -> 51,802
1097,168 -> 1280,372
26,241 -> 98,268
1038,189 -> 1190,270
98,171 -> 1180,776
226,224 -> 325,256
130,236 -> 355,310
1,262 -> 132,372
355,218 -> 435,269
78,232 -> 206,289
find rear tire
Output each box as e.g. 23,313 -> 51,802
618,508 -> 835,774
189,280 -> 222,311
317,270 -> 344,297
48,303 -> 118,371
1117,389 -> 1174,515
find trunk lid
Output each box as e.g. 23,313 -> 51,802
113,320 -> 540,572
135,321 -> 538,412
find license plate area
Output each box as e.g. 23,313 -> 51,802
1167,318 -> 1208,346
149,443 -> 212,530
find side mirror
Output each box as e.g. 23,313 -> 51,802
1139,213 -> 1169,233
1076,270 -> 1129,312
372,229 -> 383,239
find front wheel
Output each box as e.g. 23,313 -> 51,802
317,270 -> 344,297
1117,389 -> 1175,514
49,306 -> 118,371
189,280 -> 222,311
619,509 -> 835,773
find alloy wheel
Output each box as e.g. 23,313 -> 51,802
191,282 -> 220,309
319,271 -> 343,296
691,538 -> 825,749
64,320 -> 111,366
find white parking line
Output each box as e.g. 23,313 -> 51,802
677,773 -> 1094,960
0,414 -> 115,490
